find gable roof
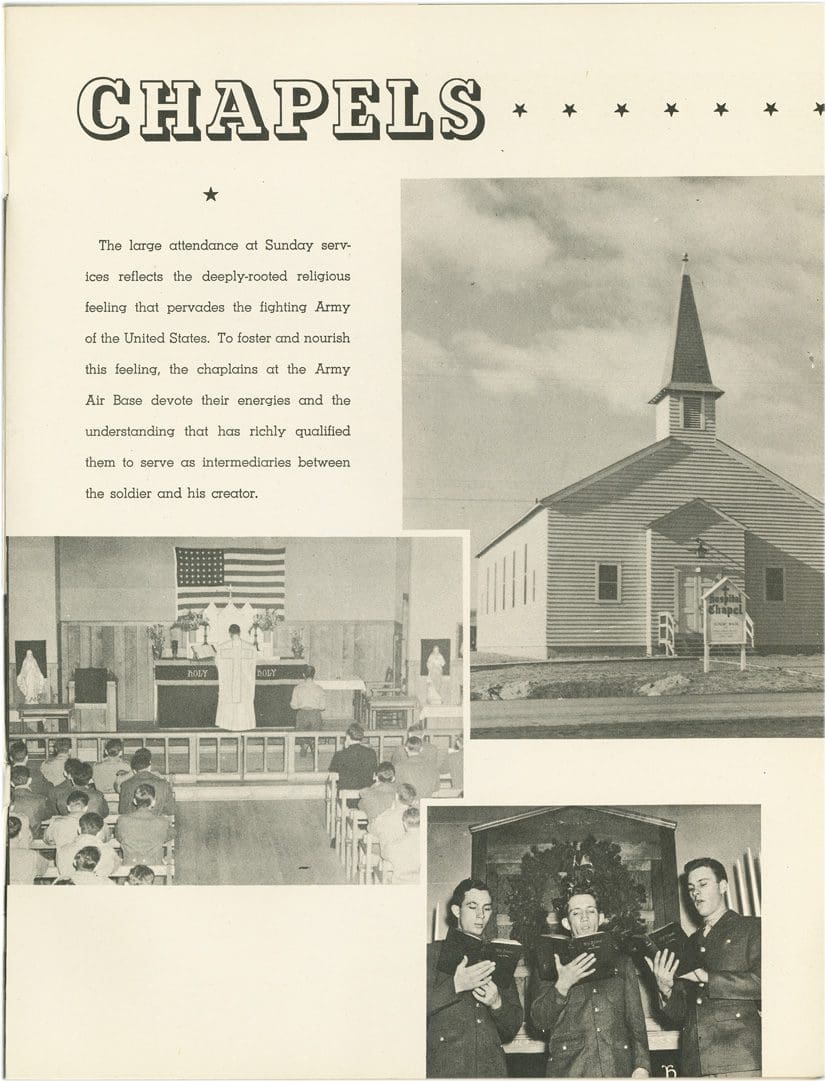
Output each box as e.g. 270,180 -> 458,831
649,264 -> 724,404
475,502 -> 546,558
649,497 -> 748,539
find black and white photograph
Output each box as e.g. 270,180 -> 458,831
6,534 -> 463,885
426,803 -> 761,1079
402,177 -> 823,740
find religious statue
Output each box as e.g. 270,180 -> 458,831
17,649 -> 47,703
214,624 -> 257,731
425,644 -> 446,705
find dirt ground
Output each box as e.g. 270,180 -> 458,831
470,654 -> 824,700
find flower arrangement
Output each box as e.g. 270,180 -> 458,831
248,607 -> 284,634
147,624 -> 166,658
173,609 -> 207,632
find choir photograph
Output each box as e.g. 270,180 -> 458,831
402,177 -> 823,740
6,534 -> 464,885
427,804 -> 761,1078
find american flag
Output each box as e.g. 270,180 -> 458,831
174,547 -> 286,615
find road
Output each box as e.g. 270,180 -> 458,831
471,692 -> 824,740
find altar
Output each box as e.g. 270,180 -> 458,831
154,659 -> 308,728
154,660 -> 366,728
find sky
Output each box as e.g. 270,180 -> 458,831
401,176 -> 824,571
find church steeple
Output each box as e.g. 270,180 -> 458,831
649,255 -> 724,442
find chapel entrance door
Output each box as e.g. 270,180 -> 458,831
676,569 -> 720,634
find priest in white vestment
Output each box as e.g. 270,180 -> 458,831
214,624 -> 257,731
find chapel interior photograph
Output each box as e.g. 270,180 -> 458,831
6,534 -> 464,885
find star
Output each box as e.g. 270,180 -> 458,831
513,103 -> 527,117
614,103 -> 629,117
563,104 -> 577,117
764,102 -> 778,115
714,103 -> 729,116
204,187 -> 218,201
664,103 -> 679,116
814,103 -> 824,115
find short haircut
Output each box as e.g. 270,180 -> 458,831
67,790 -> 90,811
53,878 -> 76,885
398,783 -> 417,806
79,812 -> 104,835
71,761 -> 93,786
104,739 -> 123,757
305,665 -> 316,679
8,741 -> 28,763
402,806 -> 420,828
73,846 -> 101,871
10,765 -> 30,787
134,783 -> 156,808
346,723 -> 364,742
63,757 -> 82,779
685,857 -> 728,884
376,761 -> 395,783
53,738 -> 72,755
128,865 -> 156,885
131,748 -> 152,771
228,623 -> 241,635
565,889 -> 601,915
8,816 -> 22,840
449,878 -> 492,919
405,735 -> 423,750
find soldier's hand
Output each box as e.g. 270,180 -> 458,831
472,979 -> 503,1010
554,952 -> 597,996
645,949 -> 679,999
454,956 -> 497,993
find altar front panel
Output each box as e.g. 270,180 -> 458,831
154,660 -> 310,728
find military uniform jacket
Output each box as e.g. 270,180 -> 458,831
530,955 -> 651,1078
427,940 -> 523,1078
660,910 -> 761,1077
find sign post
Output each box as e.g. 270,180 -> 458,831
702,577 -> 748,673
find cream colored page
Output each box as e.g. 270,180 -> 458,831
4,5 -> 824,1080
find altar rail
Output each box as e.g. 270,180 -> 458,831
17,728 -> 461,784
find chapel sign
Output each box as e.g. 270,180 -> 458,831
701,577 -> 749,672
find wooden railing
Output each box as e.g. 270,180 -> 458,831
658,611 -> 676,656
17,728 -> 461,785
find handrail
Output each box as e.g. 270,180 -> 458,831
17,727 -> 461,784
657,611 -> 676,657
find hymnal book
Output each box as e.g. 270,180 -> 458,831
436,931 -> 523,989
535,932 -> 620,983
626,921 -> 698,975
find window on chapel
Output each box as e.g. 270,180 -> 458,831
765,566 -> 785,602
683,395 -> 703,429
596,562 -> 621,602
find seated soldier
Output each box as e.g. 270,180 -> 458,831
530,889 -> 651,1078
384,806 -> 421,885
126,865 -> 156,886
57,811 -> 121,878
373,782 -> 418,854
358,761 -> 397,827
118,748 -> 175,816
7,740 -> 54,800
115,783 -> 173,865
49,757 -> 83,816
70,845 -> 115,885
9,766 -> 49,832
45,790 -> 90,847
40,737 -> 73,787
328,724 -> 379,795
392,734 -> 441,799
7,815 -> 47,884
54,760 -> 109,818
92,739 -> 126,794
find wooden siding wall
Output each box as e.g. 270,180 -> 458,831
60,620 -> 399,725
476,510 -> 548,657
745,534 -> 824,648
543,439 -> 823,650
